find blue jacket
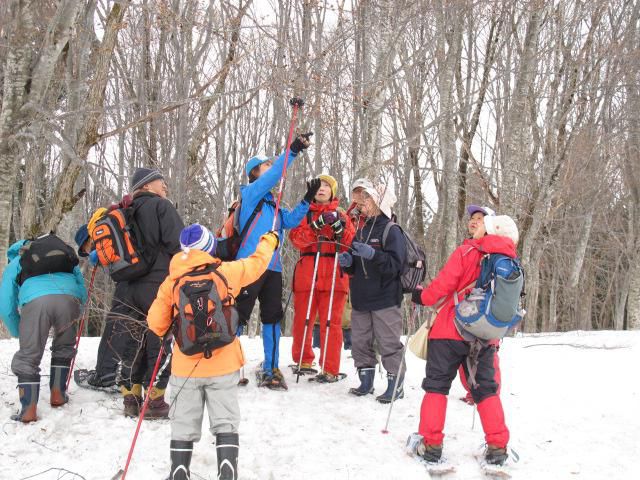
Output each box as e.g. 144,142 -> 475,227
0,240 -> 87,338
237,150 -> 309,272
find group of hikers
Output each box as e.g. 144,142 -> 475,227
1,131 -> 524,479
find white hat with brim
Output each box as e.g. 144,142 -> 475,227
484,215 -> 519,245
363,184 -> 397,219
352,178 -> 374,191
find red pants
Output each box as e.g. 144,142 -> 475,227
292,290 -> 346,375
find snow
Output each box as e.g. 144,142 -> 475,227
1,330 -> 639,480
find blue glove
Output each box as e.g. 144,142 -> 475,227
338,252 -> 353,268
89,250 -> 99,266
236,324 -> 244,337
352,242 -> 375,260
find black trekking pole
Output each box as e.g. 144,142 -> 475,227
295,248 -> 321,383
320,237 -> 341,376
382,303 -> 419,434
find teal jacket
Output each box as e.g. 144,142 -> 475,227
0,240 -> 87,337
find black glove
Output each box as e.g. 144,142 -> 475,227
304,178 -> 322,203
331,219 -> 345,237
290,132 -> 313,154
412,287 -> 425,305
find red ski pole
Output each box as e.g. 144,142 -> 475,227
121,340 -> 167,480
271,97 -> 305,230
66,265 -> 98,391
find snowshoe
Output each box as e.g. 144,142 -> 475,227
289,363 -> 318,375
474,445 -> 517,478
74,369 -> 119,394
256,368 -> 288,391
309,372 -> 347,383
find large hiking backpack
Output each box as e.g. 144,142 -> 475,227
18,234 -> 79,285
454,253 -> 525,341
90,206 -> 154,282
382,222 -> 427,294
215,199 -> 265,261
172,264 -> 238,358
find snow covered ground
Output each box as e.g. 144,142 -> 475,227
1,330 -> 639,480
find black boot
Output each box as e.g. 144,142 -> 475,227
169,440 -> 193,480
375,373 -> 404,404
11,376 -> 40,423
485,445 -> 508,465
348,367 -> 375,396
50,358 -> 71,407
216,432 -> 239,480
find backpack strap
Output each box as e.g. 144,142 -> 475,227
238,199 -> 265,243
381,221 -> 399,249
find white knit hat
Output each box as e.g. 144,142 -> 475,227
180,224 -> 217,255
484,215 -> 519,245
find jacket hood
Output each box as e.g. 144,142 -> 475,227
464,235 -> 518,257
310,198 -> 340,213
168,249 -> 222,280
7,240 -> 27,262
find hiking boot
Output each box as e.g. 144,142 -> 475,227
122,384 -> 142,417
11,377 -> 40,423
485,445 -> 508,466
145,387 -> 170,419
349,367 -> 375,396
417,442 -> 443,463
49,359 -> 71,407
375,373 -> 404,404
169,439 -> 193,480
216,432 -> 239,480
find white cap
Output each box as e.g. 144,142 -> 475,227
351,178 -> 374,191
484,215 -> 519,245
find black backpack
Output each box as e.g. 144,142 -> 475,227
19,233 -> 79,285
382,222 -> 427,294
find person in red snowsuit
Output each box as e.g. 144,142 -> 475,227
289,175 -> 355,382
457,205 -> 502,405
412,207 -> 516,466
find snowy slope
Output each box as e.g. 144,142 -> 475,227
1,331 -> 639,480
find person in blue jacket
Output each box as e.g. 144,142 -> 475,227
235,132 -> 318,389
0,238 -> 87,423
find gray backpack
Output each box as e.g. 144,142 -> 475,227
382,222 -> 427,294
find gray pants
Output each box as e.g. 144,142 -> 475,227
11,294 -> 81,379
168,371 -> 240,442
351,306 -> 405,376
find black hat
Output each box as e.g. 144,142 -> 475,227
131,167 -> 164,192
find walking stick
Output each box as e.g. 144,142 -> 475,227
66,265 -> 98,391
295,248 -> 321,383
320,237 -> 341,376
382,304 -> 419,434
271,97 -> 305,230
121,340 -> 167,479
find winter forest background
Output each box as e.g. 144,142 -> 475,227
0,0 -> 639,338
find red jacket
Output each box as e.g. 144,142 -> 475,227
289,198 -> 355,293
420,235 -> 518,340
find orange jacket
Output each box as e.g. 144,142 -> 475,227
147,234 -> 277,377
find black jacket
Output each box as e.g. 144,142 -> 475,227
130,192 -> 184,284
344,214 -> 405,311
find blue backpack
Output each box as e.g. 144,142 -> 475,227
454,253 -> 525,341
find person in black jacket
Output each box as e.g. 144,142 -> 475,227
339,182 -> 406,404
118,168 -> 184,418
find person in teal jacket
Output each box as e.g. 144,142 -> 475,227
0,239 -> 87,423
235,132 -> 319,390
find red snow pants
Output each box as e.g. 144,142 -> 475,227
418,339 -> 509,448
292,290 -> 346,375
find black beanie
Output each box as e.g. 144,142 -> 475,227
130,167 -> 164,192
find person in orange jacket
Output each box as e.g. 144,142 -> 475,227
147,224 -> 279,480
289,174 -> 355,382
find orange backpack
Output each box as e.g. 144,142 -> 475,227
215,199 -> 265,261
172,264 -> 239,358
90,206 -> 154,282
